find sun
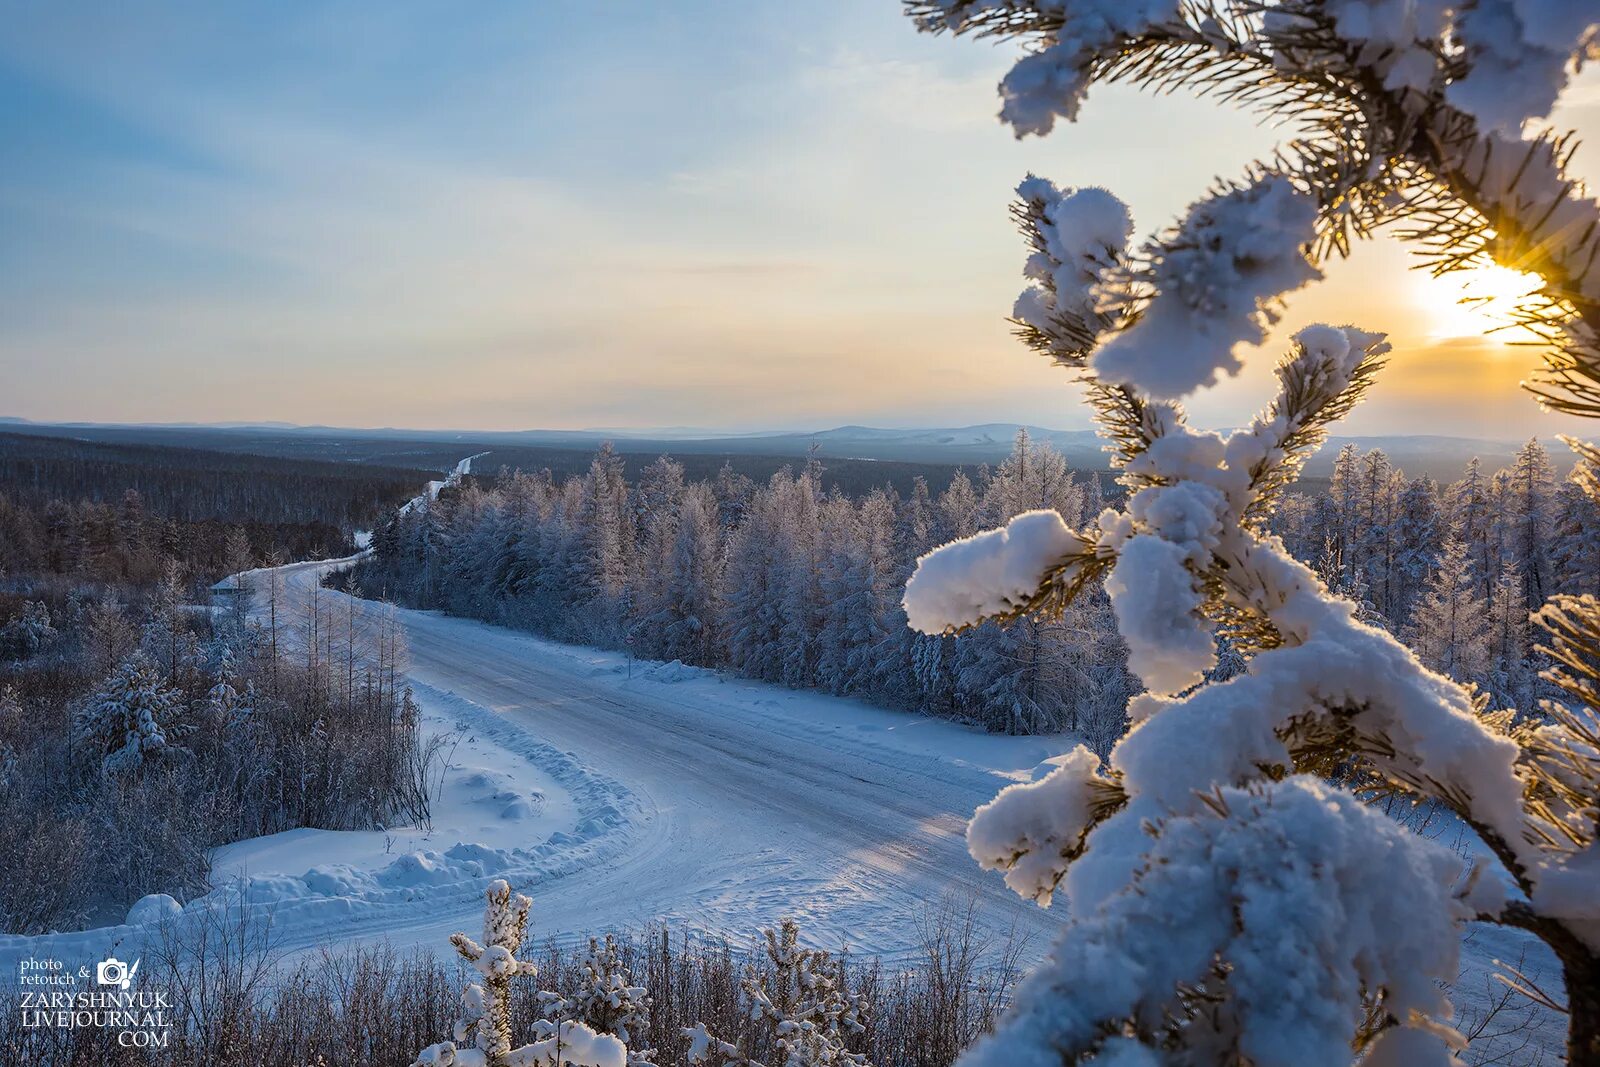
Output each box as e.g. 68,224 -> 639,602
1414,262 -> 1544,341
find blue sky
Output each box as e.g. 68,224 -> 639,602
4,2 -> 1598,438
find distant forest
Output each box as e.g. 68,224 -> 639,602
0,432 -> 429,526
0,425 -> 1002,499
0,433 -> 429,591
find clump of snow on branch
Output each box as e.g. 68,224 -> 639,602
917,1 -> 1181,136
944,0 -> 1596,139
1091,178 -> 1322,399
1261,0 -> 1455,103
966,746 -> 1110,906
1101,534 -> 1216,695
959,777 -> 1471,1067
1449,0 -> 1600,132
903,509 -> 1088,633
1014,177 -> 1131,338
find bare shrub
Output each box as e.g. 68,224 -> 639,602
0,905 -> 1023,1067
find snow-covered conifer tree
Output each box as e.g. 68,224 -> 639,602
413,880 -> 625,1067
1553,455 -> 1600,597
657,485 -> 723,666
685,918 -> 868,1067
722,477 -> 790,683
584,443 -> 635,612
777,469 -> 826,690
1391,475 -> 1442,626
1486,559 -> 1535,712
74,653 -> 186,772
0,600 -> 56,660
1506,438 -> 1558,606
1449,456 -> 1495,599
540,934 -> 656,1067
1356,449 -> 1397,618
899,2 -> 1600,1060
631,456 -> 689,655
1406,530 -> 1492,684
818,492 -> 902,699
204,641 -> 254,727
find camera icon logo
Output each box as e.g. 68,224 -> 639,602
96,956 -> 139,990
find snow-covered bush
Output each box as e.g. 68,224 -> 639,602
685,918 -> 869,1067
73,652 -> 187,772
203,641 -> 254,726
0,600 -> 56,660
902,2 -> 1600,1062
540,934 -> 657,1067
413,879 -> 627,1067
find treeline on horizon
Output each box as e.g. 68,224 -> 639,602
0,431 -> 429,526
466,444 -> 1000,500
358,432 -> 1600,739
0,432 -> 432,592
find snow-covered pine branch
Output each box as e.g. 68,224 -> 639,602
965,777 -> 1471,1067
902,1 -> 1600,1061
902,510 -> 1094,634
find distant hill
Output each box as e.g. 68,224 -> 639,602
0,418 -> 1574,484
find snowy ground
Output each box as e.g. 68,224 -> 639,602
0,509 -> 1567,1061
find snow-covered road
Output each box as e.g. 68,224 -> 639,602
267,560 -> 1070,959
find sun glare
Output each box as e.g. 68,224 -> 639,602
1416,263 -> 1543,341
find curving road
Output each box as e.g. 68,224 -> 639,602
271,560 -> 1069,961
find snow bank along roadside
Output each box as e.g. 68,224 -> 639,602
0,681 -> 644,977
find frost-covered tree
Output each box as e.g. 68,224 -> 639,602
1505,438 -> 1558,607
631,456 -> 689,652
0,600 -> 56,660
684,918 -> 869,1067
1391,475 -> 1442,624
1448,456 -> 1495,599
1553,456 -> 1600,597
656,485 -> 723,666
818,491 -> 904,699
413,880 -> 626,1067
722,475 -> 795,684
540,934 -> 657,1067
899,1 -> 1600,1060
204,641 -> 254,727
1406,530 -> 1492,684
74,652 -> 186,772
1485,559 -> 1536,713
585,442 -> 635,612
